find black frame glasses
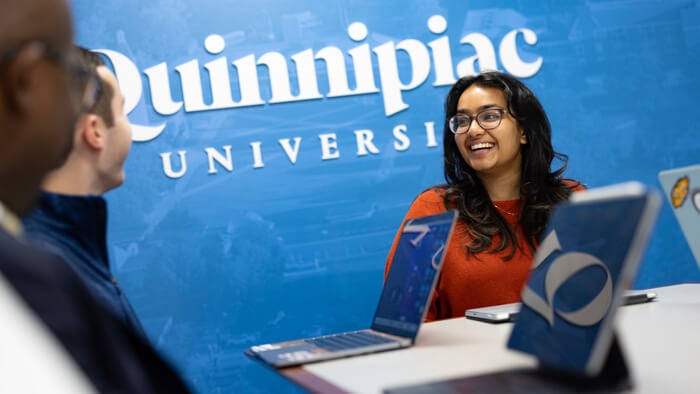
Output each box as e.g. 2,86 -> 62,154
448,107 -> 506,134
1,40 -> 101,111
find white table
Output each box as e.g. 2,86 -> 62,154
277,283 -> 700,393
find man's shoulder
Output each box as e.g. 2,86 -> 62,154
0,231 -> 191,393
0,230 -> 80,300
0,230 -> 62,272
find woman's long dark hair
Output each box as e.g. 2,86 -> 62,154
439,71 -> 578,259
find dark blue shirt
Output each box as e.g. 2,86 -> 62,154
22,191 -> 147,339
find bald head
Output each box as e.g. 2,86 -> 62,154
0,0 -> 77,214
0,0 -> 73,50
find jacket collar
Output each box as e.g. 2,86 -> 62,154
29,191 -> 109,264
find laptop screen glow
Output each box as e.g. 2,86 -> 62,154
371,211 -> 456,339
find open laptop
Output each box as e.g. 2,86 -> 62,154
466,290 -> 657,324
246,210 -> 458,368
658,164 -> 700,267
507,181 -> 661,377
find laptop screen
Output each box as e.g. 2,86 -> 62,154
371,211 -> 457,339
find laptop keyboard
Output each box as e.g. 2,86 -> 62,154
304,331 -> 397,352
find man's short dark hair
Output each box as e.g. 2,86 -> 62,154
75,45 -> 114,127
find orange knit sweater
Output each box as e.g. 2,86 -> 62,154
384,183 -> 584,322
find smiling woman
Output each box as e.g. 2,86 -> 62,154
384,70 -> 584,322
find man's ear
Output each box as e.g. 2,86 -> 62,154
3,44 -> 45,114
80,114 -> 105,150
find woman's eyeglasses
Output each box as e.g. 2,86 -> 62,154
448,108 -> 506,134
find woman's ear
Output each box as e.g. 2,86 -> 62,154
520,129 -> 527,144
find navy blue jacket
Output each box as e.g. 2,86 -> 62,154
0,228 -> 191,393
22,192 -> 147,338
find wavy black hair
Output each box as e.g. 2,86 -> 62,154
438,71 -> 578,259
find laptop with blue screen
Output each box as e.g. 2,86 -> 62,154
247,210 -> 457,368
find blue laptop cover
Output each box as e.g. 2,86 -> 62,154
507,182 -> 660,376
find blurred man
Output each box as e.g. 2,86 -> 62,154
23,48 -> 146,337
0,0 -> 190,392
0,0 -> 82,215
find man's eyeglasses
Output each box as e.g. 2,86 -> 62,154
1,41 -> 101,112
448,108 -> 506,134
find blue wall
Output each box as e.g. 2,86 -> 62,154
70,0 -> 700,392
